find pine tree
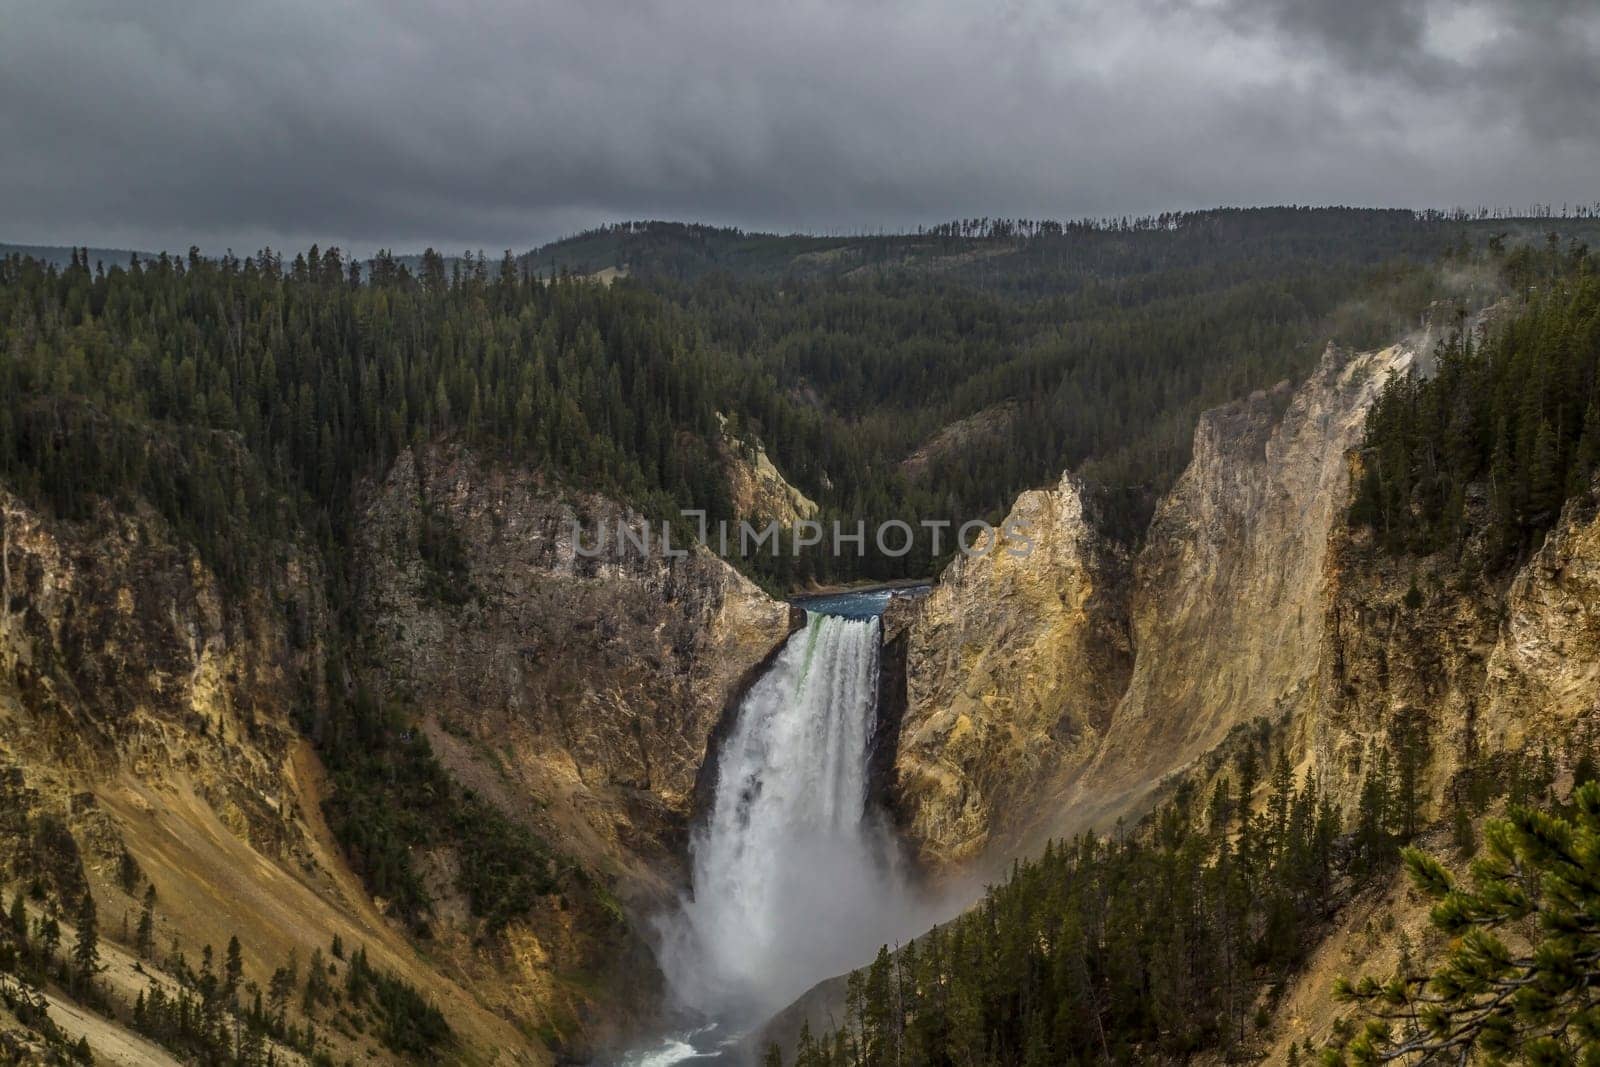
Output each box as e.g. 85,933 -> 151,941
1569,399 -> 1600,497
35,917 -> 58,965
268,951 -> 297,1027
303,946 -> 330,1013
224,934 -> 244,1004
1488,416 -> 1517,561
1331,781 -> 1600,1063
1353,744 -> 1393,876
135,885 -> 155,959
1528,418 -> 1563,526
117,849 -> 139,894
862,944 -> 896,1066
1391,717 -> 1430,840
72,889 -> 99,987
795,1021 -> 820,1067
7,889 -> 25,951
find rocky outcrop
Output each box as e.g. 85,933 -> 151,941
349,444 -> 793,1056
0,438 -> 792,1063
891,304 -> 1600,879
899,401 -> 1020,482
1307,514 -> 1500,816
356,443 -> 791,880
718,417 -> 818,526
0,483 -> 325,862
892,471 -> 1131,865
1308,480 -> 1600,820
1480,493 -> 1600,745
1256,485 -> 1600,1056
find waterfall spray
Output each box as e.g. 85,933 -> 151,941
657,610 -> 926,1025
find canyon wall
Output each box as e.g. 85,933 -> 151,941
1308,470 -> 1600,822
0,478 -> 546,1064
892,471 -> 1130,864
892,339 -> 1427,866
0,439 -> 791,1063
356,443 -> 790,885
895,310 -> 1600,902
824,309 -> 1600,1057
1072,341 -> 1418,826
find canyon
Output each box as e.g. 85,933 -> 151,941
888,304 -> 1599,879
6,305 -> 1600,1064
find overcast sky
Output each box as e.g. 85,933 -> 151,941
3,0 -> 1597,255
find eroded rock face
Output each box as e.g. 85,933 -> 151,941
899,400 -> 1021,483
1481,495 -> 1600,743
355,443 -> 791,879
0,486 -> 325,859
892,312 -> 1600,880
1074,343 -> 1418,825
892,472 -> 1131,865
351,443 -> 792,1052
1249,487 -> 1600,1056
893,342 -> 1420,865
718,418 -> 818,526
1309,484 -> 1600,818
1308,516 -> 1501,816
0,483 -> 550,1063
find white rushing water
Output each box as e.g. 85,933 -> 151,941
653,609 -> 926,1036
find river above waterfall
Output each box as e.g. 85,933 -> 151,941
791,582 -> 930,619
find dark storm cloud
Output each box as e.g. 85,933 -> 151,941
1196,0 -> 1600,138
2,0 -> 1595,253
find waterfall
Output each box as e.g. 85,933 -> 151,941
657,610 -> 921,1024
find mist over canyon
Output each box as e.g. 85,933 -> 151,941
656,612 -> 932,1027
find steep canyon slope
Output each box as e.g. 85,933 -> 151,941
0,440 -> 790,1064
892,330 -> 1444,866
893,471 -> 1131,866
766,280 -> 1600,1060
357,443 -> 790,884
1257,478 -> 1600,1055
891,300 -> 1600,1005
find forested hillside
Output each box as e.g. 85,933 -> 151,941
527,208 -> 1500,285
1353,237 -> 1600,567
578,209 -> 1537,571
9,210 -> 1585,593
774,739 -> 1592,1067
0,247 -> 744,588
671,254 -> 1427,553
